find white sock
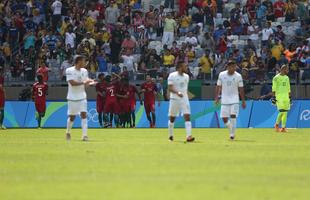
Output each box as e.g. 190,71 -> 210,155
230,118 -> 236,137
185,121 -> 192,137
168,121 -> 174,137
225,120 -> 231,129
66,118 -> 73,134
81,118 -> 88,137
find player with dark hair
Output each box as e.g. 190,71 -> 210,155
117,77 -> 131,128
167,62 -> 195,142
215,60 -> 246,140
104,74 -> 121,128
96,73 -> 107,128
32,74 -> 48,128
128,82 -> 142,128
272,65 -> 291,132
141,74 -> 160,128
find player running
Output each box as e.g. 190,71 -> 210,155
0,84 -> 6,129
141,74 -> 160,128
96,73 -> 107,128
65,55 -> 95,141
167,62 -> 194,142
215,60 -> 246,140
272,65 -> 291,133
32,74 -> 48,128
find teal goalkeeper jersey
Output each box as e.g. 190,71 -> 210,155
272,74 -> 290,99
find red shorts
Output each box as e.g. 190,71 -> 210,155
104,100 -> 120,114
96,97 -> 105,113
35,102 -> 46,113
144,102 -> 155,114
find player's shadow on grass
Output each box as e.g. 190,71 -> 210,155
230,139 -> 256,143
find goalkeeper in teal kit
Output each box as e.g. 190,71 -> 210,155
272,65 -> 291,132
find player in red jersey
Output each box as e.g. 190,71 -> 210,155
117,77 -> 131,128
128,82 -> 142,128
103,74 -> 121,127
96,73 -> 107,128
141,74 -> 160,128
32,74 -> 48,128
0,84 -> 6,129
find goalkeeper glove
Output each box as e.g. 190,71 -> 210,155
271,96 -> 277,105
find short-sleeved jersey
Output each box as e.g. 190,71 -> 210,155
66,67 -> 89,101
217,70 -> 243,105
105,82 -> 119,102
96,81 -> 106,99
272,74 -> 290,99
118,84 -> 130,103
167,71 -> 189,100
128,85 -> 138,103
32,82 -> 48,103
141,81 -> 156,103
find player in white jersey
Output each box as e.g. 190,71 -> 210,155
167,61 -> 195,142
215,60 -> 246,140
65,55 -> 96,141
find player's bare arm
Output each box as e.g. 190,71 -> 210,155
239,87 -> 246,109
215,85 -> 222,105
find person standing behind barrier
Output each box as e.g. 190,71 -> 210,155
162,13 -> 177,47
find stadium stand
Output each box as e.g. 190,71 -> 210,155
0,0 -> 309,88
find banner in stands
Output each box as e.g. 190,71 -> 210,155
3,100 -> 310,128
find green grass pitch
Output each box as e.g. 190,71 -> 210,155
0,128 -> 310,200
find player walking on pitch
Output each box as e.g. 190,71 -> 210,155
32,74 -> 48,128
215,60 -> 246,140
272,65 -> 291,132
65,55 -> 96,141
167,62 -> 195,142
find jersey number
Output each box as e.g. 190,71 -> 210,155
109,89 -> 114,97
38,88 -> 43,97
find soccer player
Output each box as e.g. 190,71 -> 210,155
272,65 -> 291,132
65,55 -> 95,141
117,77 -> 131,128
215,60 -> 246,140
0,84 -> 5,129
128,82 -> 142,128
96,73 -> 106,127
32,74 -> 48,128
104,75 -> 121,128
141,74 -> 159,128
167,62 -> 195,142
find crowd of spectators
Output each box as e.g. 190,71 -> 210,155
0,0 -> 310,86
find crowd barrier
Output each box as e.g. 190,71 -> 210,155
3,100 -> 310,128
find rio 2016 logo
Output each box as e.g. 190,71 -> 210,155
300,110 -> 310,121
87,109 -> 98,123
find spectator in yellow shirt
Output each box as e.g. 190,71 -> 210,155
271,40 -> 284,61
179,13 -> 191,36
198,49 -> 213,79
162,49 -> 175,72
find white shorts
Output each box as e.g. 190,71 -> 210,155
220,104 -> 239,118
168,98 -> 191,117
67,99 -> 87,116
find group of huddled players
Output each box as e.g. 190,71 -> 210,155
95,73 -> 159,129
30,55 -> 291,142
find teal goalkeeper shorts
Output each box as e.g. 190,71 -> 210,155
276,98 -> 290,111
